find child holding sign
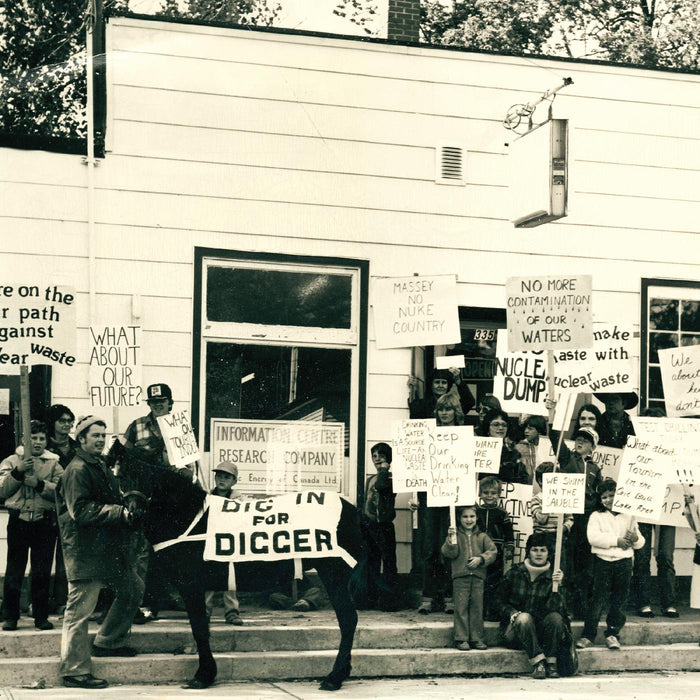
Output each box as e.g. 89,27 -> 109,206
442,506 -> 497,651
576,479 -> 644,651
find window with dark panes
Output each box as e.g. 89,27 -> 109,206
641,280 -> 700,412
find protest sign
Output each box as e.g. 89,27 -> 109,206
0,283 -> 76,369
435,354 -> 466,370
473,437 -> 502,474
493,330 -> 549,415
203,490 -> 355,566
505,275 -> 593,352
542,473 -> 585,515
158,409 -> 200,468
637,484 -> 700,528
373,275 -> 461,350
391,418 -> 434,493
426,425 -> 476,507
613,435 -> 674,521
88,325 -> 142,407
591,445 -> 624,481
495,481 -> 533,564
551,322 -> 635,394
0,388 -> 8,415
210,419 -> 344,494
658,344 -> 700,417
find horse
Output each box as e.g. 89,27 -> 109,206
107,439 -> 362,691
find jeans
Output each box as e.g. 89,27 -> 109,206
361,519 -> 398,605
568,513 -> 593,614
631,523 -> 676,610
583,556 -> 632,642
2,514 -> 56,623
502,611 -> 566,665
453,576 -> 484,643
59,570 -> 144,677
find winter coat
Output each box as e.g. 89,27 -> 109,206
56,447 -> 130,581
0,447 -> 62,520
587,509 -> 645,561
363,468 -> 396,523
496,561 -> 562,627
441,527 -> 497,580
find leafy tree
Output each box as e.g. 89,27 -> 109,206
157,0 -> 281,26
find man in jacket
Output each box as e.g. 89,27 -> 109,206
57,415 -> 143,690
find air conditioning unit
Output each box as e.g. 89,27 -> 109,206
509,119 -> 568,228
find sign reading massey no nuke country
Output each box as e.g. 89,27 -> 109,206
373,275 -> 461,350
210,419 -> 344,494
506,275 -> 593,352
0,283 -> 77,368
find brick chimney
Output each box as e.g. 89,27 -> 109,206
387,0 -> 420,43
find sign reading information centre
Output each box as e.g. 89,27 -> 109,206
210,419 -> 344,494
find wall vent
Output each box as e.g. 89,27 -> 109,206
435,145 -> 466,185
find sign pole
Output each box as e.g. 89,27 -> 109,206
547,351 -> 564,591
19,366 -> 32,458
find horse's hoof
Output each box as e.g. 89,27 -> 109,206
181,678 -> 211,689
319,679 -> 341,691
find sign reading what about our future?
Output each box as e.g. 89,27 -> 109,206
657,344 -> 700,417
505,275 -> 593,352
157,408 -> 201,468
88,325 -> 143,407
373,274 -> 461,350
203,490 -> 355,567
0,284 -> 77,369
541,472 -> 585,515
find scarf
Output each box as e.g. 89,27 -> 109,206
523,558 -> 551,582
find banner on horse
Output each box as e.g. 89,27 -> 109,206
203,490 -> 356,567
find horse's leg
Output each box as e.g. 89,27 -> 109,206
171,576 -> 217,689
314,559 -> 357,691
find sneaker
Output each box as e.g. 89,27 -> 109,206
605,635 -> 621,650
63,674 -> 108,689
290,599 -> 311,612
34,619 -> 54,631
532,661 -> 547,679
638,606 -> 654,618
546,661 -> 560,678
471,640 -> 488,650
2,620 -> 17,631
226,611 -> 244,626
663,607 -> 680,619
92,644 -> 138,657
576,637 -> 593,649
444,598 -> 454,615
417,601 -> 432,615
455,641 -> 470,651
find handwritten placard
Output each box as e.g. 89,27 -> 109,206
373,275 -> 461,350
506,275 -> 593,352
591,445 -> 624,481
495,481 -> 533,563
493,330 -> 549,415
391,418 -> 434,493
158,409 -> 201,468
473,437 -> 502,474
435,354 -> 466,370
0,283 -> 76,369
542,472 -> 585,514
658,344 -> 700,417
637,484 -> 700,528
426,425 -> 475,507
88,325 -> 142,407
552,322 -> 635,394
613,435 -> 674,521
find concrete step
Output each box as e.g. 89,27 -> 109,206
1,615 -> 697,657
3,644 -> 700,688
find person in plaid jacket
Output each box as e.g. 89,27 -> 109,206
496,532 -> 566,679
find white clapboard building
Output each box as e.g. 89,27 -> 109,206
1,6 -> 699,574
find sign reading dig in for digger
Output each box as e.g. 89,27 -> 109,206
506,275 -> 593,352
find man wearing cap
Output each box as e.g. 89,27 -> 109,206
205,461 -> 243,625
124,383 -> 173,465
56,416 -> 143,690
595,392 -> 638,449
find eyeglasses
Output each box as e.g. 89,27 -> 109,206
57,418 -> 74,425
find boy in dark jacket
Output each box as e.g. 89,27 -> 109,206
360,442 -> 398,610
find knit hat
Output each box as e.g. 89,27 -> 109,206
74,415 -> 106,439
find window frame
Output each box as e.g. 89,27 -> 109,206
192,247 -> 369,503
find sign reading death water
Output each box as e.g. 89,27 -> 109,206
658,344 -> 700,417
506,275 -> 593,352
88,325 -> 142,407
613,435 -> 673,521
0,284 -> 76,369
473,437 -> 502,474
203,491 -> 355,567
210,419 -> 344,494
552,322 -> 635,394
157,409 -> 200,468
427,425 -> 475,507
542,473 -> 585,514
493,330 -> 549,416
373,275 -> 461,350
391,418 -> 434,493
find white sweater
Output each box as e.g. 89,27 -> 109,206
586,510 -> 645,561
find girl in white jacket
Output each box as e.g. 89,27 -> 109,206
576,479 -> 645,650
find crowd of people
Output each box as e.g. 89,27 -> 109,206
0,371 -> 698,687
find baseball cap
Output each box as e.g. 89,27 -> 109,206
146,383 -> 172,402
213,460 -> 238,477
573,426 -> 599,449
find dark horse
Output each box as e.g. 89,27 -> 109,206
108,440 -> 362,691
